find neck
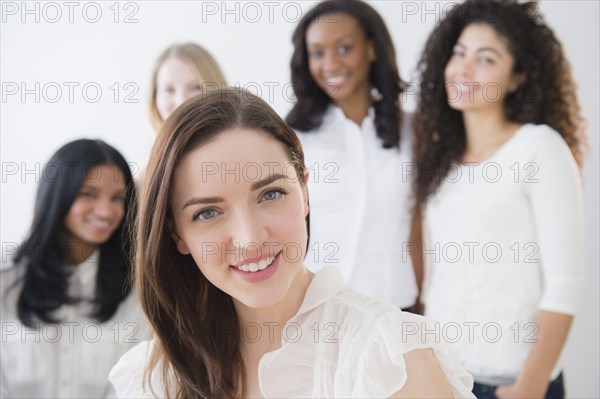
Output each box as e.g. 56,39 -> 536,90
336,89 -> 372,126
234,267 -> 313,350
462,108 -> 520,161
62,236 -> 97,266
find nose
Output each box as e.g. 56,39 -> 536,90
94,198 -> 115,220
455,58 -> 474,78
322,50 -> 342,74
174,90 -> 188,109
229,209 -> 268,261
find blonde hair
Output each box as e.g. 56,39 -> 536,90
148,43 -> 227,134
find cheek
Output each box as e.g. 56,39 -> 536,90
114,203 -> 125,224
66,201 -> 86,221
308,58 -> 320,82
155,93 -> 172,117
272,202 -> 307,244
443,62 -> 454,83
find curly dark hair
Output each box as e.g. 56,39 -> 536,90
413,0 -> 585,208
286,0 -> 404,148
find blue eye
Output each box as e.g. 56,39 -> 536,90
193,208 -> 219,222
261,189 -> 287,203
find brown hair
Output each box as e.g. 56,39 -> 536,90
148,43 -> 227,134
137,89 -> 308,398
413,0 -> 586,209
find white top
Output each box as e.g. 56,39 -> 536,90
109,267 -> 474,398
422,124 -> 585,385
298,105 -> 417,308
0,252 -> 151,398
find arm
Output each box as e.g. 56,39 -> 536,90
497,129 -> 584,398
496,311 -> 572,398
389,349 -> 454,398
409,207 -> 425,315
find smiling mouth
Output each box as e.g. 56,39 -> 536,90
325,75 -> 347,86
233,255 -> 276,273
86,219 -> 113,230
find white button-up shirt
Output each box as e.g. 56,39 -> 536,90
298,105 -> 417,308
1,252 -> 151,398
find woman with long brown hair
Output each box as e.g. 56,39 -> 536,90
109,89 -> 474,398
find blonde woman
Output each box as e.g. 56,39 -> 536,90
148,42 -> 227,134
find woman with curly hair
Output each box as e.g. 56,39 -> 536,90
286,0 -> 420,312
413,1 -> 586,398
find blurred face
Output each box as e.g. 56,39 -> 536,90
306,13 -> 375,105
444,23 -> 523,112
63,164 -> 126,248
170,129 -> 310,309
155,57 -> 203,121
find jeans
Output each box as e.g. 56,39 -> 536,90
472,373 -> 565,399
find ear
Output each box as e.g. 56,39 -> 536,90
302,169 -> 310,217
509,72 -> 526,92
168,220 -> 191,255
367,39 -> 376,63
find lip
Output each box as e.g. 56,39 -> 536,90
230,251 -> 281,283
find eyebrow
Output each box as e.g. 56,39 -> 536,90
307,34 -> 354,47
455,42 -> 503,58
181,174 -> 287,210
80,184 -> 126,196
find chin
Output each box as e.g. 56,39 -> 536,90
239,289 -> 289,310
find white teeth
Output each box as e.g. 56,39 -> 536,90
88,220 -> 111,228
236,256 -> 275,273
325,76 -> 346,85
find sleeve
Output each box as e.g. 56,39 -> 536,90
108,340 -> 157,398
351,312 -> 474,398
526,127 -> 585,315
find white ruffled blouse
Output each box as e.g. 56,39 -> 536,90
110,267 -> 474,398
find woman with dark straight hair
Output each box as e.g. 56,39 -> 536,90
1,139 -> 149,398
108,89 -> 474,398
286,0 -> 420,313
413,1 -> 586,398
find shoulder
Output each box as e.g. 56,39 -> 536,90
0,262 -> 25,316
320,291 -> 475,397
516,124 -> 572,156
109,339 -> 169,398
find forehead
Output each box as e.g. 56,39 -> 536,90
306,12 -> 364,44
157,57 -> 198,81
82,164 -> 126,188
458,23 -> 510,51
175,128 -> 293,185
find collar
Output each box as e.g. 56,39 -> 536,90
69,249 -> 99,297
327,104 -> 375,129
293,266 -> 348,318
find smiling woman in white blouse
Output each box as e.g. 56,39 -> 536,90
285,0 -> 420,313
108,89 -> 474,398
0,139 -> 149,398
413,1 -> 587,398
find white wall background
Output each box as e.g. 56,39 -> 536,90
1,1 -> 598,396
